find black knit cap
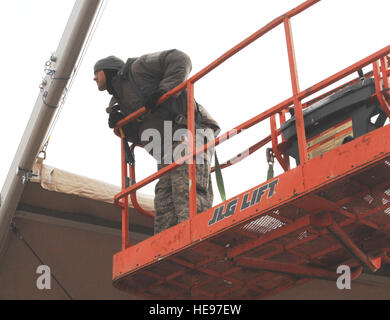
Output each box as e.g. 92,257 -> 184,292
93,55 -> 125,73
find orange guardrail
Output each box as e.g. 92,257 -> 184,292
112,0 -> 390,251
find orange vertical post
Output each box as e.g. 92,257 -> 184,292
373,60 -> 390,118
270,115 -> 289,172
120,130 -> 129,250
381,56 -> 389,92
278,111 -> 287,137
284,17 -> 308,164
187,82 -> 197,222
279,111 -> 290,169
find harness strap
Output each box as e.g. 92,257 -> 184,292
119,58 -> 146,106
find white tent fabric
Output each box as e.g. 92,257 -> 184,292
32,157 -> 154,212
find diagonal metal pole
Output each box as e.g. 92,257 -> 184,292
0,0 -> 103,256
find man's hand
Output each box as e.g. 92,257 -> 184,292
145,90 -> 164,112
108,110 -> 125,128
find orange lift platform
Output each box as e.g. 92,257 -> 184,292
111,0 -> 390,299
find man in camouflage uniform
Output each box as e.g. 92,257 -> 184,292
93,49 -> 220,234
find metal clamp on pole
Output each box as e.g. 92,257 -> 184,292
17,167 -> 39,185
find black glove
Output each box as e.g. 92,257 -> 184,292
108,110 -> 125,128
122,121 -> 141,144
145,90 -> 164,112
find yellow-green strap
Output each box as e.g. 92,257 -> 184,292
214,151 -> 226,202
267,163 -> 274,180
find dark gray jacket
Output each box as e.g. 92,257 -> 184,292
106,49 -> 220,144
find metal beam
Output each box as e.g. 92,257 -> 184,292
327,222 -> 382,272
0,0 -> 103,255
310,212 -> 382,272
235,256 -> 363,281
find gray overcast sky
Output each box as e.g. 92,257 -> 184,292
1,0 -> 389,203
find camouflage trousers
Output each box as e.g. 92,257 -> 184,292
154,163 -> 214,234
154,155 -> 214,235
